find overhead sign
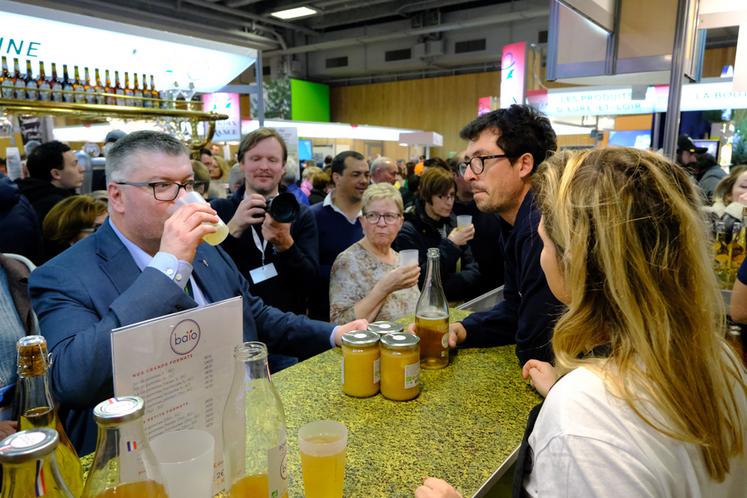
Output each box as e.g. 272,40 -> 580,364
527,80 -> 747,117
202,93 -> 241,142
0,0 -> 256,92
500,41 -> 528,109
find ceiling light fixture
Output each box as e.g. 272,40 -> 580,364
270,6 -> 318,20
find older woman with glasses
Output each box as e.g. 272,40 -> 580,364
329,183 -> 420,324
394,166 -> 482,301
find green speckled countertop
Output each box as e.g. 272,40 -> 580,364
82,309 -> 541,497
274,309 -> 541,497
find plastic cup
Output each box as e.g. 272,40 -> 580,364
175,191 -> 229,245
456,215 -> 473,228
298,420 -> 347,498
150,429 -> 215,498
398,249 -> 419,268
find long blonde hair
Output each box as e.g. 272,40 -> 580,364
535,147 -> 746,481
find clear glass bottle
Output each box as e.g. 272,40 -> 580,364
12,59 -> 25,100
23,60 -> 37,101
94,68 -> 105,105
72,66 -> 85,104
50,62 -> 63,102
37,61 -> 51,101
15,336 -> 83,495
415,247 -> 450,369
0,428 -> 74,498
104,69 -> 115,105
223,342 -> 289,498
81,396 -> 167,498
61,64 -> 73,103
0,56 -> 12,99
132,73 -> 143,107
114,71 -> 124,106
83,67 -> 96,105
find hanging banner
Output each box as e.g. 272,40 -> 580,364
500,41 -> 528,109
202,93 -> 241,142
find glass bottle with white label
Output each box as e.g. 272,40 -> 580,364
415,247 -> 450,369
81,396 -> 167,498
222,342 -> 288,498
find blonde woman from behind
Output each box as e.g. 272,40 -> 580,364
417,147 -> 747,498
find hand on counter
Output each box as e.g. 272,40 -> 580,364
333,318 -> 370,346
415,477 -> 463,498
0,420 -> 17,440
448,322 -> 467,348
522,359 -> 558,397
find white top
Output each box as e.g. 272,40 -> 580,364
524,366 -> 747,498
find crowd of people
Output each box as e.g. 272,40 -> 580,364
0,104 -> 745,496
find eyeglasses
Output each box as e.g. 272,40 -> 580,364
458,154 -> 509,176
363,212 -> 402,224
115,180 -> 195,201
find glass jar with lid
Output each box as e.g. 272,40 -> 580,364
0,428 -> 74,497
367,321 -> 404,337
380,333 -> 420,401
341,330 -> 380,397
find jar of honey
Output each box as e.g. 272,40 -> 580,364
380,333 -> 420,401
341,330 -> 380,397
368,321 -> 404,337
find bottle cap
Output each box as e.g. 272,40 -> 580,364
380,333 -> 420,350
341,329 -> 379,347
367,321 -> 404,336
0,429 -> 58,463
93,396 -> 145,425
17,335 -> 49,376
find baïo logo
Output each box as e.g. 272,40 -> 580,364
170,319 -> 201,355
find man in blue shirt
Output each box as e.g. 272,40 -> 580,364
29,131 -> 366,453
448,105 -> 564,365
309,151 -> 369,320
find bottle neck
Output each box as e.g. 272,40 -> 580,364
18,368 -> 55,418
424,251 -> 442,289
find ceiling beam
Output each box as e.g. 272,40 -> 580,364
266,6 -> 549,56
180,0 -> 320,36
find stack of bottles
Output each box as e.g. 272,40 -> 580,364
712,213 -> 747,289
0,56 -> 181,108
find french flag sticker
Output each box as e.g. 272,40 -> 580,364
35,459 -> 46,496
126,440 -> 138,452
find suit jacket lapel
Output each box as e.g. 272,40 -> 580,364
95,222 -> 147,295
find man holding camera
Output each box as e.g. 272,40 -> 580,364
212,128 -> 320,316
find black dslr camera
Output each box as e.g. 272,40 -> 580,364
265,192 -> 299,223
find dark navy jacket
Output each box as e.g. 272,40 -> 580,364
0,173 -> 42,264
211,185 -> 319,315
460,191 -> 564,365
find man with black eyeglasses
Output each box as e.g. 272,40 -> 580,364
447,105 -> 564,365
28,131 -> 367,454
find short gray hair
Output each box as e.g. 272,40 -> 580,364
106,131 -> 189,184
362,182 -> 404,213
370,156 -> 395,176
282,157 -> 299,185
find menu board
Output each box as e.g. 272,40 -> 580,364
111,297 -> 243,494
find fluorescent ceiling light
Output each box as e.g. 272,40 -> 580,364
270,6 -> 318,20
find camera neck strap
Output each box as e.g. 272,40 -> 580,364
251,226 -> 268,266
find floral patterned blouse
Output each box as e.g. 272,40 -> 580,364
329,241 -> 420,324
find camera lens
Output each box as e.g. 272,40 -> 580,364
266,192 -> 299,223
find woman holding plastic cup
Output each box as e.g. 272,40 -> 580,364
329,183 -> 420,324
394,166 -> 482,301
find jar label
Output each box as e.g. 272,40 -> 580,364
267,438 -> 288,498
404,362 -> 420,389
373,357 -> 380,384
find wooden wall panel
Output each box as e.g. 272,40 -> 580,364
702,46 -> 737,78
331,72 -> 500,158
